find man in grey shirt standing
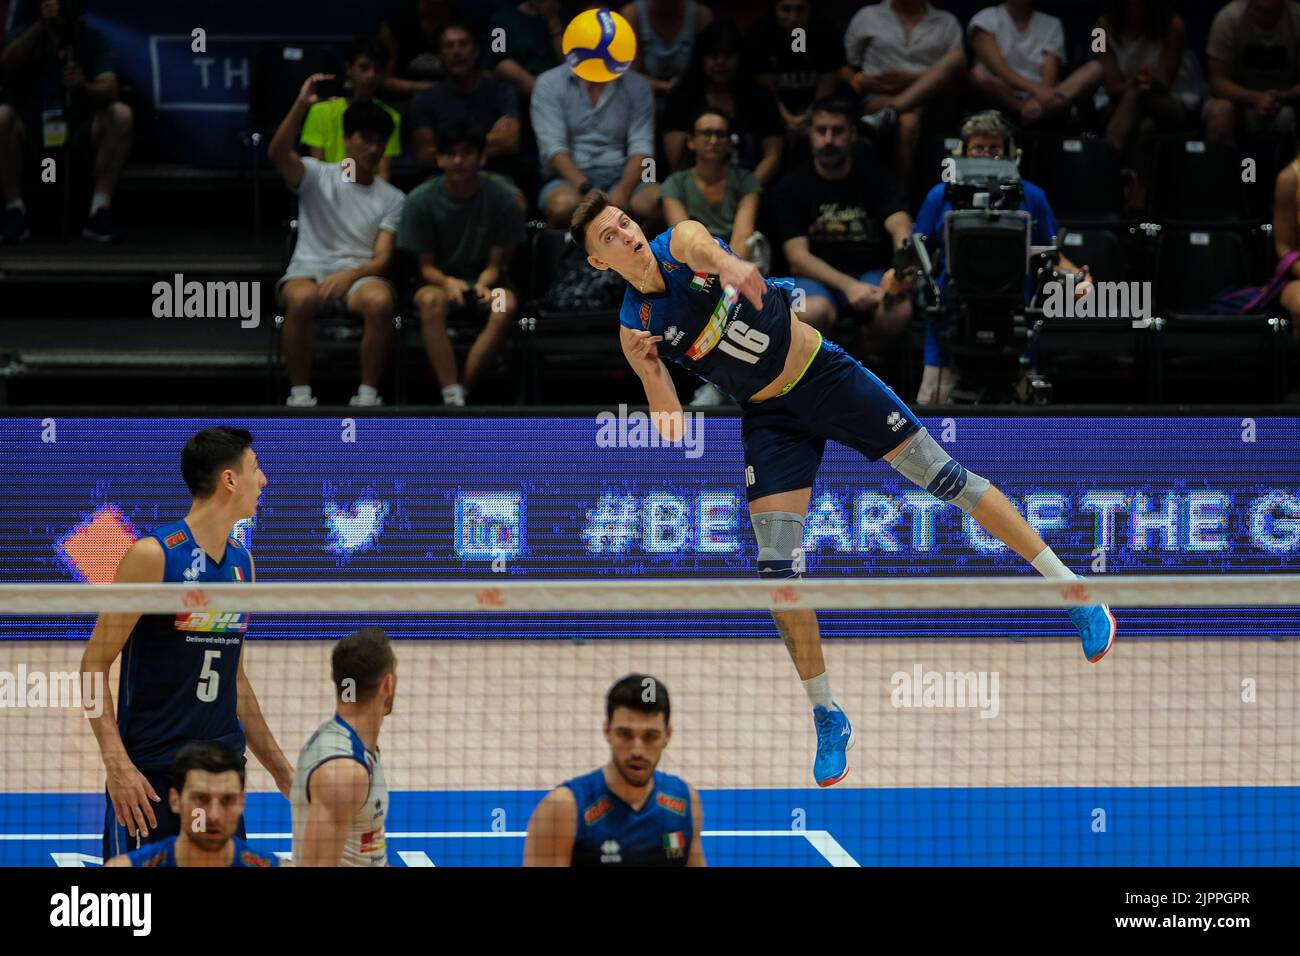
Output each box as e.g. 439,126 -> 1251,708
530,61 -> 660,229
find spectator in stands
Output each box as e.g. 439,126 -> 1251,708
661,106 -> 765,406
662,23 -> 784,185
843,0 -> 967,193
486,0 -> 575,98
269,75 -> 405,408
300,37 -> 402,183
1273,153 -> 1300,357
620,0 -> 714,98
379,0 -> 477,99
968,1 -> 1104,126
747,0 -> 847,144
1094,0 -> 1200,211
769,97 -> 912,356
885,110 -> 1092,404
0,0 -> 131,242
1204,0 -> 1300,148
530,58 -> 658,229
399,121 -> 524,407
411,21 -> 526,212
660,107 -> 762,259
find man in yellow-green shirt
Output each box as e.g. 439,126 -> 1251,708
301,36 -> 402,182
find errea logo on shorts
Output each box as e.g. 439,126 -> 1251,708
600,840 -> 622,863
663,325 -> 685,347
886,412 -> 906,432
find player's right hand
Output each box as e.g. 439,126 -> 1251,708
107,763 -> 160,838
625,329 -> 663,372
298,73 -> 334,106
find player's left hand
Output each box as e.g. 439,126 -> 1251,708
474,283 -> 493,307
718,256 -> 765,310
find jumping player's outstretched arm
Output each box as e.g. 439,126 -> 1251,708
667,220 -> 767,310
523,786 -> 578,866
81,538 -> 166,839
619,325 -> 687,442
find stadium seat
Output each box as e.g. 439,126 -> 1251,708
1150,139 -> 1265,229
1152,229 -> 1289,402
517,228 -> 625,403
1037,135 -> 1127,227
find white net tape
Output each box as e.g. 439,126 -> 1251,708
0,574 -> 1296,613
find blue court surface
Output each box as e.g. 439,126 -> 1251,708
2,786 -> 1296,866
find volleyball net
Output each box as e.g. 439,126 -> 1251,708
0,575 -> 1296,867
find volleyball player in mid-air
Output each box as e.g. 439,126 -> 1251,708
82,427 -> 295,858
524,674 -> 705,866
570,192 -> 1117,788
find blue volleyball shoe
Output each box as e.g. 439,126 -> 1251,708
813,705 -> 855,787
1066,575 -> 1117,662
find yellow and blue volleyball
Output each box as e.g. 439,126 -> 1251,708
562,8 -> 636,83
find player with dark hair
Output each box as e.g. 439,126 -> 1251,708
82,427 -> 294,860
104,741 -> 278,868
569,192 -> 1117,787
291,627 -> 396,867
524,674 -> 705,867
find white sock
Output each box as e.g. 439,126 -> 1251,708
802,672 -> 835,711
442,384 -> 466,404
289,385 -> 313,400
357,384 -> 378,400
89,192 -> 111,215
5,199 -> 25,213
1031,546 -> 1074,580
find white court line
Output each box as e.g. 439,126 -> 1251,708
6,829 -> 860,866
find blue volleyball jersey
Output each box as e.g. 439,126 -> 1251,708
117,519 -> 253,772
563,767 -> 694,866
122,835 -> 278,868
618,228 -> 798,401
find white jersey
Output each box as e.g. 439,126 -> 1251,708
291,714 -> 388,867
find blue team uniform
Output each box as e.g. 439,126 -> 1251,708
620,227 -> 921,501
120,834 -> 278,868
563,768 -> 695,866
103,518 -> 254,859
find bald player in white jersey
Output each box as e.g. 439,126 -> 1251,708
292,627 -> 396,866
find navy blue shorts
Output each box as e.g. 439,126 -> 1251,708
741,336 -> 922,502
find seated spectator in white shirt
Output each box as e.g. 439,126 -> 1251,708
843,0 -> 967,192
968,1 -> 1104,126
269,76 -> 406,408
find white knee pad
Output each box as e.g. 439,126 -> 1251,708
888,428 -> 990,514
753,511 -> 805,579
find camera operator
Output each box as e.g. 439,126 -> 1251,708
883,110 -> 1091,404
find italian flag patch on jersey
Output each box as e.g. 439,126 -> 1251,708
690,272 -> 710,292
